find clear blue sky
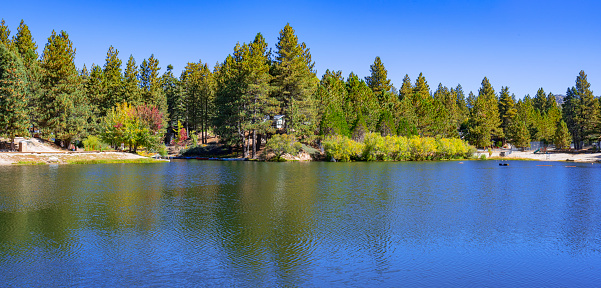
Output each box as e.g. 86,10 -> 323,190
3,0 -> 600,98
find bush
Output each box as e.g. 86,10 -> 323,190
265,134 -> 302,160
323,135 -> 363,162
83,136 -> 103,151
323,133 -> 474,162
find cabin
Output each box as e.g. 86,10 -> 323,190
273,115 -> 285,129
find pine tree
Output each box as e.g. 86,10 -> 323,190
515,96 -> 540,141
466,77 -> 502,148
433,83 -> 459,137
0,43 -> 29,149
12,20 -> 41,130
345,72 -> 379,132
240,33 -> 277,157
271,23 -> 318,139
213,54 -> 241,146
123,55 -> 141,105
404,73 -> 442,137
398,74 -> 412,101
13,20 -> 38,67
140,54 -> 167,121
0,19 -> 12,48
554,119 -> 571,150
562,71 -> 599,149
318,70 -> 349,137
39,30 -> 90,145
102,46 -> 123,114
365,56 -> 392,95
509,119 -> 531,149
454,84 -> 469,126
497,86 -> 516,143
533,88 -> 548,112
84,64 -> 105,128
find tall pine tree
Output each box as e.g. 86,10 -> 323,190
0,43 -> 29,149
365,56 -> 392,95
466,77 -> 502,148
39,30 -> 90,145
271,23 -> 318,139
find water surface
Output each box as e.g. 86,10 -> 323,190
1,161 -> 600,287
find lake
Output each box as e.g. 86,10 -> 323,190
1,160 -> 600,287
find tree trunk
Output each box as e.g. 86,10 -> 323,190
252,130 -> 256,159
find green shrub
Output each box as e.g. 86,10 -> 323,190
266,134 -> 303,160
323,134 -> 474,162
83,136 -> 103,151
323,135 -> 363,162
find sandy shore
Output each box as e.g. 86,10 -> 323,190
0,151 -> 147,165
482,150 -> 601,162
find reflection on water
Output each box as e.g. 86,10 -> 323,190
1,161 -> 601,286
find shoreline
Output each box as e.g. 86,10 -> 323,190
3,150 -> 600,165
484,150 -> 601,163
0,151 -> 159,165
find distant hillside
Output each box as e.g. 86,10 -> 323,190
554,94 -> 565,105
553,94 -> 600,106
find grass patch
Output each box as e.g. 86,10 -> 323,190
13,161 -> 48,165
66,158 -> 165,164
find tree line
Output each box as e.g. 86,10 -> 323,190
1,19 -> 599,155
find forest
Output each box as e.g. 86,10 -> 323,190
1,19 -> 599,158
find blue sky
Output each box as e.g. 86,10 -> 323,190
3,0 -> 600,98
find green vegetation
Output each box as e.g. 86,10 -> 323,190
323,133 -> 475,162
265,134 -> 302,160
13,161 -> 47,165
0,19 -> 600,158
82,135 -> 105,151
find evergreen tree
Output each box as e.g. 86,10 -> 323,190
0,19 -> 11,48
562,71 -> 599,148
39,30 -> 90,145
509,119 -> 531,149
404,73 -> 444,137
165,64 -> 185,127
466,77 -> 502,148
84,64 -> 105,128
345,72 -> 379,132
12,20 -> 41,130
0,43 -> 29,149
554,119 -> 571,149
533,88 -> 548,112
318,70 -> 349,137
398,74 -> 412,101
497,86 -> 516,143
454,84 -> 469,126
212,55 -> 240,146
433,83 -> 459,137
271,23 -> 318,139
365,56 -> 392,95
122,55 -> 141,105
102,46 -> 123,114
515,96 -> 540,141
239,33 -> 275,157
140,54 -> 167,121
13,20 -> 38,68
